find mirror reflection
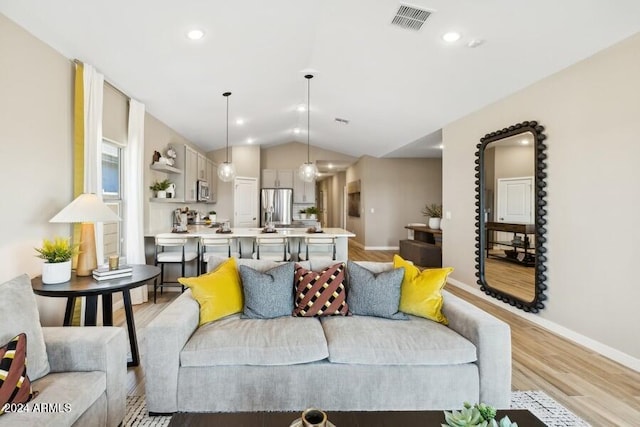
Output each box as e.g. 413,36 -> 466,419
483,131 -> 536,302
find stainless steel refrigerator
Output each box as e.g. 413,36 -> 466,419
260,188 -> 293,227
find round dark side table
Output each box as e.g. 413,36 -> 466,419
31,264 -> 160,367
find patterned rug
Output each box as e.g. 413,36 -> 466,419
125,391 -> 590,426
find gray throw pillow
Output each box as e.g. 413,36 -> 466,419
239,263 -> 295,319
346,261 -> 407,320
0,274 -> 51,380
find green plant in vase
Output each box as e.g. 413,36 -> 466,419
305,206 -> 319,218
150,179 -> 172,198
35,237 -> 79,284
422,202 -> 443,230
442,402 -> 518,427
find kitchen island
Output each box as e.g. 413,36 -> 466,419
144,227 -> 356,264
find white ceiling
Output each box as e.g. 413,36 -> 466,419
2,0 -> 639,158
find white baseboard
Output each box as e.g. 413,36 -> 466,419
447,278 -> 640,373
364,246 -> 399,251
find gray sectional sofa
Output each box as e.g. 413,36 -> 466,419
144,259 -> 511,414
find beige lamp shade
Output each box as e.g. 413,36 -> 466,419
50,193 -> 121,223
50,193 -> 121,276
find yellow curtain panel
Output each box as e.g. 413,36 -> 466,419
72,61 -> 84,325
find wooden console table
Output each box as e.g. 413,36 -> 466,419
404,225 -> 442,246
485,222 -> 535,266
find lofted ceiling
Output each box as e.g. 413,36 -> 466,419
1,1 -> 639,159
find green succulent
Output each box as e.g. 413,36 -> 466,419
443,402 -> 517,427
442,407 -> 483,427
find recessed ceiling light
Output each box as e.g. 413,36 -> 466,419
235,118 -> 244,125
438,144 -> 444,149
467,39 -> 485,48
296,104 -> 306,112
247,138 -> 254,144
186,29 -> 205,40
521,139 -> 530,145
293,128 -> 301,134
328,164 -> 334,169
442,31 -> 461,43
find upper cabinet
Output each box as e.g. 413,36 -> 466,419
293,174 -> 316,204
184,146 -> 199,202
197,153 -> 207,181
206,158 -> 217,203
262,169 -> 293,188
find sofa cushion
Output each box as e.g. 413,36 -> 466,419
181,314 -> 328,367
394,255 -> 452,325
239,263 -> 295,319
321,315 -> 477,365
0,274 -> 50,381
178,257 -> 243,326
0,334 -> 36,414
2,371 -> 106,426
293,263 -> 348,317
346,261 -> 407,320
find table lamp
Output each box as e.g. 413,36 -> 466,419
50,193 -> 121,276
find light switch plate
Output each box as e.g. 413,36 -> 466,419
445,211 -> 452,220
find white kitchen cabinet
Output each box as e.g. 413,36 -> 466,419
293,174 -> 316,203
206,159 -> 217,203
262,169 -> 293,188
197,153 -> 207,181
184,146 -> 199,202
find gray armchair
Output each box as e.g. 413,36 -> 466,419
0,274 -> 127,427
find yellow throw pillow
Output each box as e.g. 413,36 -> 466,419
178,257 -> 243,326
393,254 -> 453,325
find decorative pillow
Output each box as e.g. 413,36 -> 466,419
239,263 -> 295,319
293,263 -> 348,317
346,261 -> 407,320
393,255 -> 453,325
178,257 -> 243,326
0,274 -> 50,381
0,333 -> 38,415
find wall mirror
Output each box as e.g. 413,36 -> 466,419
475,121 -> 547,312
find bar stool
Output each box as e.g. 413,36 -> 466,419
252,236 -> 290,261
200,237 -> 239,273
154,236 -> 198,303
298,236 -> 336,261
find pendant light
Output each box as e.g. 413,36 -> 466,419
217,91 -> 236,182
298,74 -> 318,182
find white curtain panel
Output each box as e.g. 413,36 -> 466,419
126,99 -> 148,304
82,64 -> 105,264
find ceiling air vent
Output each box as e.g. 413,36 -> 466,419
391,4 -> 432,31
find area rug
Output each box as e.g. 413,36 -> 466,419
125,391 -> 590,426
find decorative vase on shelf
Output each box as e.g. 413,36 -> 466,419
428,217 -> 441,230
42,260 -> 71,284
157,190 -> 167,199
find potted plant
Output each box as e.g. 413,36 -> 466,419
422,203 -> 443,230
150,179 -> 172,198
306,206 -> 319,220
35,236 -> 79,284
208,210 -> 217,222
299,208 -> 308,219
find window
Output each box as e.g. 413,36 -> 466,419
102,139 -> 124,258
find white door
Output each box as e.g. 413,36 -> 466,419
234,177 -> 258,227
497,177 -> 534,223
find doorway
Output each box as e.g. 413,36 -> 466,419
495,176 -> 534,243
233,177 -> 258,227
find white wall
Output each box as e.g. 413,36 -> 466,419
443,32 -> 640,362
0,14 -> 73,324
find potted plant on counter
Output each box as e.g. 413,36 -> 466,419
422,203 -> 443,230
35,236 -> 79,284
306,206 -> 319,220
150,179 -> 172,198
299,208 -> 308,219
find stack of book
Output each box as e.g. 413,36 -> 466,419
92,265 -> 133,281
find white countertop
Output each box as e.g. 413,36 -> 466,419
145,226 -> 355,238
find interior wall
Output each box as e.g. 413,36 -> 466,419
0,14 -> 74,325
443,32 -> 640,361
361,157 -> 442,249
261,141 -> 356,170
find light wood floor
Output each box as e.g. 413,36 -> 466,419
115,243 -> 640,425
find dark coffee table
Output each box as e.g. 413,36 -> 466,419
168,409 -> 545,426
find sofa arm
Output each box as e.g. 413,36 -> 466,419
441,290 -> 511,408
42,326 -> 127,427
143,289 -> 199,414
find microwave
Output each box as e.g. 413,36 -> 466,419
197,180 -> 210,202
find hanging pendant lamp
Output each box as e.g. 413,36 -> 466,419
298,74 -> 318,183
217,91 -> 236,182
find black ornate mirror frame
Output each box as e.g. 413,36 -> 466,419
475,120 -> 548,312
